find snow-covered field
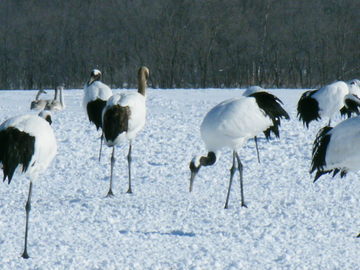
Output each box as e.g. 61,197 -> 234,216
0,88 -> 359,269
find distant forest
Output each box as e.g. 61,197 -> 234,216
0,0 -> 359,89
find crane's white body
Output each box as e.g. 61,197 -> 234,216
0,114 -> 57,180
103,92 -> 146,146
242,85 -> 264,97
324,116 -> 360,172
83,81 -> 112,108
200,97 -> 272,152
313,81 -> 349,119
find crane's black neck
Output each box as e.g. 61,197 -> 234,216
189,151 -> 216,176
200,152 -> 216,166
87,74 -> 101,86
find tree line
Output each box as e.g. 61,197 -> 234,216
0,0 -> 359,90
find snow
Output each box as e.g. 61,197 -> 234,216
0,88 -> 359,269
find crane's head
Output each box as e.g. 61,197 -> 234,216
138,66 -> 150,81
189,152 -> 217,192
189,156 -> 201,192
38,110 -> 52,125
88,69 -> 102,85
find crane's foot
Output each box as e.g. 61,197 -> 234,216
21,251 -> 29,259
357,233 -> 360,238
106,190 -> 114,197
126,188 -> 132,194
241,203 -> 248,208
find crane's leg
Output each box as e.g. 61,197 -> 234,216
235,152 -> 247,208
98,133 -> 103,162
224,151 -> 236,209
106,147 -> 115,197
328,119 -> 331,126
21,181 -> 33,259
126,143 -> 133,194
254,136 -> 261,163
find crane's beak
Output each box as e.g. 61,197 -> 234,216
87,78 -> 94,86
189,161 -> 200,192
189,171 -> 196,192
45,115 -> 52,125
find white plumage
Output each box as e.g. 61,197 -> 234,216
316,81 -> 348,116
297,80 -> 360,127
242,85 -> 264,97
83,69 -> 112,109
311,116 -> 360,180
102,66 -> 149,196
0,114 -> 57,259
189,91 -> 289,208
201,98 -> 272,152
83,69 -> 112,161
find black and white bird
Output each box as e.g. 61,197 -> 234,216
297,80 -> 360,128
38,110 -> 53,125
83,69 -> 112,161
189,91 -> 289,208
0,114 -> 57,258
310,116 -> 360,237
102,66 -> 149,196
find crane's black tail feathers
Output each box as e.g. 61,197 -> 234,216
340,106 -> 353,118
0,127 -> 35,184
103,105 -> 130,142
340,96 -> 360,118
87,99 -> 108,130
310,126 -> 346,182
249,92 -> 290,140
297,90 -> 320,128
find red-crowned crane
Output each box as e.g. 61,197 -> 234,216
0,114 -> 57,259
297,80 -> 360,128
311,115 -> 360,237
102,66 -> 149,196
83,69 -> 112,161
189,91 -> 289,208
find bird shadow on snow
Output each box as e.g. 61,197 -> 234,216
119,229 -> 196,237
